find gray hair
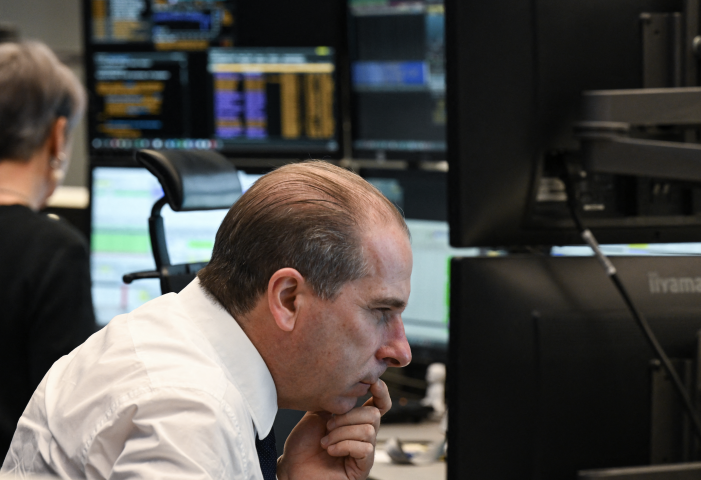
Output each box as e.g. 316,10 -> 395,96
198,161 -> 410,318
0,41 -> 86,161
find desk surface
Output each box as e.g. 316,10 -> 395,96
369,420 -> 446,480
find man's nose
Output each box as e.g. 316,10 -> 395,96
378,318 -> 412,367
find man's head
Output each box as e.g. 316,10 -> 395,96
199,161 -> 409,318
198,161 -> 413,413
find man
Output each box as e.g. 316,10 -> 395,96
2,161 -> 413,479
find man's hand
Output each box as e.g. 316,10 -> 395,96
276,380 -> 391,480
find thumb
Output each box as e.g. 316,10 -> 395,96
282,411 -> 331,455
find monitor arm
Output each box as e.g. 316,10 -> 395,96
576,87 -> 701,182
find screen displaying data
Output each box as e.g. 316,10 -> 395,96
208,48 -> 338,153
85,1 -> 340,158
85,0 -> 344,158
92,52 -> 192,146
87,48 -> 339,156
89,0 -> 235,49
348,0 -> 446,160
90,166 -> 261,325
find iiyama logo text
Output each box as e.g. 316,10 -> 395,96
648,272 -> 701,294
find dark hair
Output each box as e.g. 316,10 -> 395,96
198,161 -> 409,318
0,42 -> 85,161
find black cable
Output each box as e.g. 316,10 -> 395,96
560,158 -> 701,444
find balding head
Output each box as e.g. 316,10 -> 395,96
198,161 -> 409,318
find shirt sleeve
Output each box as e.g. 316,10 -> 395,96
83,387 -> 258,480
27,240 -> 97,386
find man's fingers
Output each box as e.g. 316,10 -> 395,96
327,405 -> 381,433
363,379 -> 391,416
325,439 -> 375,460
321,424 -> 376,450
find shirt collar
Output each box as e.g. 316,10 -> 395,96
178,278 -> 278,438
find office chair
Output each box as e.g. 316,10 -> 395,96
122,149 -> 241,294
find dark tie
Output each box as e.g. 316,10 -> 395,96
255,429 -> 277,480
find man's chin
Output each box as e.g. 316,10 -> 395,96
324,396 -> 359,415
319,383 -> 374,414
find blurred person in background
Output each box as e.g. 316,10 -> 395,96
0,41 -> 96,459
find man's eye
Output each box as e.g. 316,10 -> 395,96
374,308 -> 391,321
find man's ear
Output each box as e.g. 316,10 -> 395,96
268,268 -> 306,332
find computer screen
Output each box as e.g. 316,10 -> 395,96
87,48 -> 339,157
348,0 -> 446,161
84,1 -> 341,158
88,0 -> 236,48
90,165 -> 262,325
90,51 -> 197,149
208,48 -> 338,153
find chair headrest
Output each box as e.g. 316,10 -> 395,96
134,149 -> 242,212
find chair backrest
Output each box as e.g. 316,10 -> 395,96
123,149 -> 242,294
135,149 -> 242,212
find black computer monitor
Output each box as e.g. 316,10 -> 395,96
445,0 -> 701,248
83,0 -> 343,159
448,255 -> 701,479
348,0 -> 446,161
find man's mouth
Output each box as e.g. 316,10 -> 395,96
347,381 -> 372,398
359,376 -> 381,387
359,370 -> 385,387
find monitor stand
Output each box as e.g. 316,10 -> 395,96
649,330 -> 701,464
580,330 -> 701,479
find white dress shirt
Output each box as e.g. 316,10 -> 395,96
1,278 -> 278,480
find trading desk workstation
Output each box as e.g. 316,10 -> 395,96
27,0 -> 701,477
